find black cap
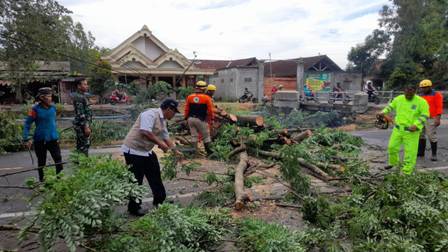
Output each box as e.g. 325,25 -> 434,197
36,87 -> 53,98
161,98 -> 180,113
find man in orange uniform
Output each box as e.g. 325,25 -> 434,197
185,81 -> 215,156
418,79 -> 444,161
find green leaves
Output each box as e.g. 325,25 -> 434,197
0,112 -> 24,153
21,154 -> 147,252
237,219 -> 306,252
161,152 -> 200,180
134,81 -> 172,104
104,204 -> 232,252
304,172 -> 448,251
350,0 -> 448,88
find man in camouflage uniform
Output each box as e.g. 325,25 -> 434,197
73,78 -> 92,155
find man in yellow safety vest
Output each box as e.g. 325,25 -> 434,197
378,84 -> 429,175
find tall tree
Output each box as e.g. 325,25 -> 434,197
346,29 -> 390,78
347,0 -> 448,89
0,0 -> 112,101
0,0 -> 71,101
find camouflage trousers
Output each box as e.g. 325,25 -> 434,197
74,126 -> 90,156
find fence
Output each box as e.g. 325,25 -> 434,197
306,91 -> 398,105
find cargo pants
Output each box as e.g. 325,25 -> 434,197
388,125 -> 420,175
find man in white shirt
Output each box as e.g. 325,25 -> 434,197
121,98 -> 180,216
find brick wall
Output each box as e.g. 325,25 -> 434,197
264,77 -> 297,98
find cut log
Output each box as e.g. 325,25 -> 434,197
297,158 -> 335,181
235,152 -> 250,210
236,115 -> 264,127
215,110 -> 238,123
291,129 -> 312,143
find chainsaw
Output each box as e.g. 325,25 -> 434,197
375,114 -> 393,129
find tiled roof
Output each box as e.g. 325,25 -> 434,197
264,55 -> 343,77
194,57 -> 257,70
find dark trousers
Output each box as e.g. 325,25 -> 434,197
34,140 -> 63,182
123,152 -> 166,210
74,126 -> 90,156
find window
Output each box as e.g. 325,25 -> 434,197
244,77 -> 252,82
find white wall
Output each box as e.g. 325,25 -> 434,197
132,37 -> 164,61
210,67 -> 261,101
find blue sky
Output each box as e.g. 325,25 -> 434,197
60,0 -> 389,68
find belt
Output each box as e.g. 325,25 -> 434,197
395,125 -> 412,131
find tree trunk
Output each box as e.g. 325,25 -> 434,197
291,130 -> 313,142
236,115 -> 264,127
235,152 -> 249,210
297,158 -> 335,181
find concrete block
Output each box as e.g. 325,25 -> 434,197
273,100 -> 299,109
352,92 -> 368,113
273,91 -> 299,101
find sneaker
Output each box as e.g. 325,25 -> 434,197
431,155 -> 437,162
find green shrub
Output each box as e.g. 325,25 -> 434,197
20,154 -> 147,252
103,204 -> 231,252
237,219 -> 306,252
177,86 -> 194,99
0,112 -> 25,153
134,81 -> 172,104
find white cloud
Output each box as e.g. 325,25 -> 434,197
61,0 -> 388,68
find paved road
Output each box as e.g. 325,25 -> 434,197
0,147 -> 123,217
352,116 -> 448,170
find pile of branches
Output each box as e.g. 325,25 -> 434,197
170,102 -> 367,210
101,204 -> 232,252
301,171 -> 448,251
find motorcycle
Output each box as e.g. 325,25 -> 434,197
238,92 -> 256,103
108,94 -> 130,105
367,90 -> 380,104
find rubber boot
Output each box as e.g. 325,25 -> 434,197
417,139 -> 426,157
204,142 -> 213,157
430,142 -> 437,161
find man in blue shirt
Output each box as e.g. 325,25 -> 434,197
23,87 -> 63,182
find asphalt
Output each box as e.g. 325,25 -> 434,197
352,115 -> 448,171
